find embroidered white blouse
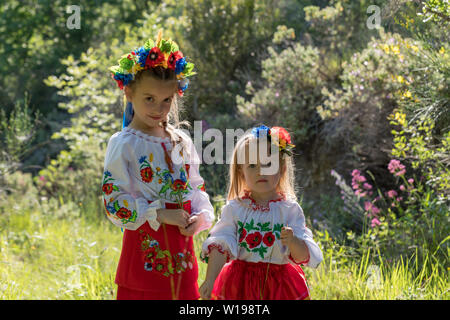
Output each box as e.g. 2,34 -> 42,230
201,192 -> 323,268
102,127 -> 215,233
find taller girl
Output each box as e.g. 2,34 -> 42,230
102,31 -> 214,300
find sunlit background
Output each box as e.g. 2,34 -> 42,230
0,0 -> 448,299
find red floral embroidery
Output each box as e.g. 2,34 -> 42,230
172,179 -> 187,191
116,207 -> 132,219
241,190 -> 286,212
140,167 -> 154,183
246,232 -> 263,249
139,230 -> 194,276
102,183 -> 114,195
153,257 -> 169,274
143,246 -> 158,263
239,228 -> 247,242
185,164 -> 190,178
262,232 -> 275,247
203,244 -> 231,263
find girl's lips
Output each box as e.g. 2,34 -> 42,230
149,115 -> 162,120
257,179 -> 268,183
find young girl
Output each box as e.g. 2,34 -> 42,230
102,31 -> 214,300
199,125 -> 323,300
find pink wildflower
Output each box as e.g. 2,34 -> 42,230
386,190 -> 398,198
371,218 -> 381,227
388,159 -> 406,176
363,183 -> 373,190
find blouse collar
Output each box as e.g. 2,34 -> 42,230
123,126 -> 171,144
240,190 -> 286,212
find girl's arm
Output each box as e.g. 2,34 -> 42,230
179,130 -> 215,234
284,203 -> 323,268
102,134 -> 189,231
281,227 -> 310,264
199,248 -> 227,300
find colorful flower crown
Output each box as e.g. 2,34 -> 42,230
109,30 -> 195,96
251,125 -> 295,156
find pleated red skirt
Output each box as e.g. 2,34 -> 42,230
211,259 -> 310,300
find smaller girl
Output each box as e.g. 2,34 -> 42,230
199,125 -> 323,300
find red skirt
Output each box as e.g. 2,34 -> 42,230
115,200 -> 199,300
211,259 -> 310,300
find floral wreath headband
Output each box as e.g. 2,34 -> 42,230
251,125 -> 295,156
109,30 -> 195,97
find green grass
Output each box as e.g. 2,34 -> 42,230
0,198 -> 448,300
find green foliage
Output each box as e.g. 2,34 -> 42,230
1,0 -> 449,300
418,0 -> 450,24
389,110 -> 449,203
236,27 -> 324,146
0,95 -> 41,199
329,107 -> 449,265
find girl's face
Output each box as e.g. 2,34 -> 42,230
238,142 -> 284,195
125,76 -> 177,130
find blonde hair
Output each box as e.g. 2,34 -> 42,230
227,132 -> 297,202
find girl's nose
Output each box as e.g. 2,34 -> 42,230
157,103 -> 165,113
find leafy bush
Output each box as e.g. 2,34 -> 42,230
236,25 -> 324,146
329,109 -> 449,264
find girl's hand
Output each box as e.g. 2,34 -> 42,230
280,226 -> 295,246
178,214 -> 204,237
156,208 -> 190,228
199,279 -> 214,300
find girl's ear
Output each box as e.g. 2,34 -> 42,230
124,86 -> 133,103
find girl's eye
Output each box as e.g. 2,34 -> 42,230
164,97 -> 172,103
248,164 -> 257,168
145,97 -> 154,102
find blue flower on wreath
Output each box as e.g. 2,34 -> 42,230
178,78 -> 189,92
114,73 -> 133,86
135,46 -> 150,67
175,57 -> 187,75
251,125 -> 270,138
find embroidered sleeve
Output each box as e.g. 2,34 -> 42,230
183,133 -> 215,234
102,134 -> 162,231
285,203 -> 323,268
201,204 -> 237,262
